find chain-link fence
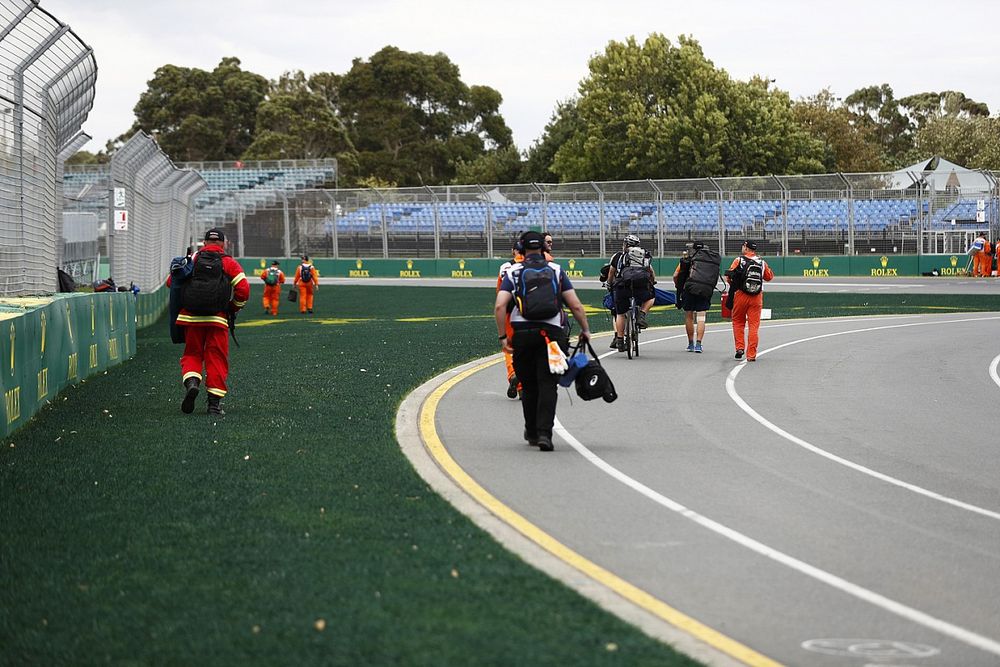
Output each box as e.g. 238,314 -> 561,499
1,0 -> 96,295
107,132 -> 205,291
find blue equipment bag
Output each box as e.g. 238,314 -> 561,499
603,287 -> 675,314
559,343 -> 592,388
653,287 -> 676,306
168,255 -> 195,344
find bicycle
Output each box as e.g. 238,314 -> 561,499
622,284 -> 640,359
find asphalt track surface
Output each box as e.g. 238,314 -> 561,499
396,285 -> 1000,666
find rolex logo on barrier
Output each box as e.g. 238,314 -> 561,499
349,258 -> 370,278
872,255 -> 897,276
400,258 -> 420,278
803,256 -> 829,277
451,258 -> 473,278
939,255 -> 963,275
566,258 -> 584,278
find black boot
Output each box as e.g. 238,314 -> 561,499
181,377 -> 200,414
207,395 -> 225,417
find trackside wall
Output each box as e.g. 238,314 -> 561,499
1,292 -> 135,438
239,255 -> 976,280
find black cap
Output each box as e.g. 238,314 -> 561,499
271,261 -> 280,266
744,240 -> 758,250
205,228 -> 225,243
520,231 -> 545,250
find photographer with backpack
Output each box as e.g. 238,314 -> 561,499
606,235 -> 655,352
495,231 -> 591,452
171,228 -> 250,416
674,241 -> 720,353
724,240 -> 774,362
260,261 -> 286,316
294,255 -> 319,314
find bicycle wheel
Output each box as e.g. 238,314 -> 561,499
624,306 -> 634,359
630,303 -> 640,357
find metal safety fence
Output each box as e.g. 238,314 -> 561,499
106,132 -> 205,292
180,170 -> 997,260
63,164 -> 1000,262
1,0 -> 96,295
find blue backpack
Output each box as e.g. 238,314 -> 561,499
514,257 -> 560,320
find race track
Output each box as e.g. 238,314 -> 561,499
399,312 -> 1000,666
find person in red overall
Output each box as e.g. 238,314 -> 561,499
725,240 -> 774,362
294,255 -> 319,314
172,228 -> 250,416
260,260 -> 285,315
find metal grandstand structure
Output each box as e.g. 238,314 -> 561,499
1,0 -> 96,295
215,170 -> 998,260
63,162 -> 999,262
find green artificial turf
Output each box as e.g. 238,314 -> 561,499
2,285 -> 998,666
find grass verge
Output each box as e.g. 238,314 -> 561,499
2,285 -> 998,665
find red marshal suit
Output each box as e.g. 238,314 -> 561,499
170,244 -> 250,399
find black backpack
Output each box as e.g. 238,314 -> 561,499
57,268 -> 76,293
739,256 -> 764,295
181,251 -> 232,315
514,256 -> 561,320
300,264 -> 314,283
685,247 -> 721,298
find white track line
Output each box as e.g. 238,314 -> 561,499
989,353 -> 1000,390
726,315 -> 1000,522
552,418 -> 1000,658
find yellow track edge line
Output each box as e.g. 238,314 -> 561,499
415,357 -> 782,667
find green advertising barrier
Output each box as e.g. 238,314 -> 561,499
850,255 -> 919,277
783,255 -> 847,277
135,283 -> 169,330
919,254 -> 974,276
240,255 -> 979,279
1,292 -> 136,438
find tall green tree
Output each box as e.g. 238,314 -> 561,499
844,84 -> 913,167
550,34 -> 824,182
522,100 -> 582,183
911,116 -> 1000,169
124,57 -> 268,162
452,145 -> 523,185
244,71 -> 358,178
793,89 -> 885,172
338,46 -> 513,186
899,90 -> 991,130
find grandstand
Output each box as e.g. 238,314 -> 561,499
63,165 -> 998,260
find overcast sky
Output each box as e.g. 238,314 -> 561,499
42,0 -> 1000,154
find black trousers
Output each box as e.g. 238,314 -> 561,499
512,325 -> 567,439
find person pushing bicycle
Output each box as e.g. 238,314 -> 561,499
606,234 -> 655,352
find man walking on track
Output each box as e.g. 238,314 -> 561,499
260,261 -> 285,315
494,231 -> 591,452
173,228 -> 249,416
294,255 -> 319,314
725,240 -> 773,362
